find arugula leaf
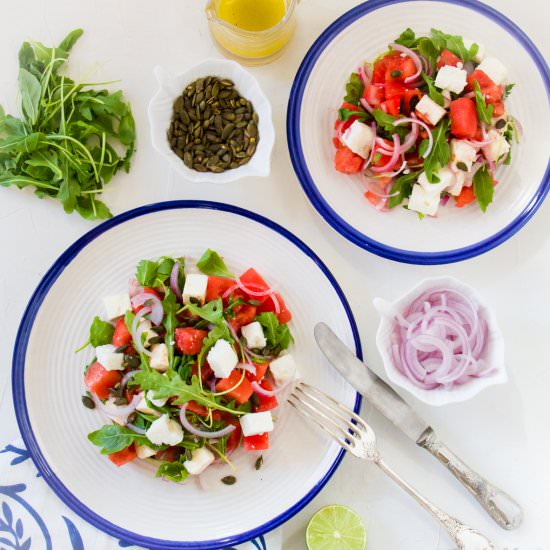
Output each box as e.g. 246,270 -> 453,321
472,165 -> 494,212
88,424 -> 147,454
473,80 -> 494,124
421,72 -> 445,107
163,290 -> 178,368
504,83 -> 515,98
343,72 -> 364,105
417,38 -> 439,69
372,109 -> 407,141
256,312 -> 293,354
430,28 -> 478,62
134,370 -> 244,415
156,460 -> 189,482
135,259 -> 157,286
0,29 -> 136,220
90,316 -> 115,347
196,249 -> 234,278
423,119 -> 451,183
185,297 -> 223,324
394,28 -> 418,48
197,322 -> 232,367
338,108 -> 370,123
388,171 -> 420,208
18,69 -> 41,126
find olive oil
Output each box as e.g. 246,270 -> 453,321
217,0 -> 286,32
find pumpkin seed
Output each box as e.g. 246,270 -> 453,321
255,455 -> 264,471
125,355 -> 141,368
114,344 -> 129,353
221,475 -> 237,485
82,395 -> 95,409
168,76 -> 260,173
148,336 -> 164,345
127,412 -> 137,424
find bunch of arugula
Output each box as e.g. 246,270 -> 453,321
0,29 -> 135,220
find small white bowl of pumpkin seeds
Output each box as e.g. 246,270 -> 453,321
148,58 -> 275,183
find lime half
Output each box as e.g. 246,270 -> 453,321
306,504 -> 367,550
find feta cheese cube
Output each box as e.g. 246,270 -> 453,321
95,344 -> 124,371
241,321 -> 266,349
451,139 -> 477,172
136,443 -> 157,459
150,343 -> 169,372
418,169 -> 453,195
239,411 -> 274,437
407,184 -> 441,217
102,293 -> 131,320
207,339 -> 238,379
341,120 -> 374,159
183,447 -> 215,476
435,65 -> 468,94
182,274 -> 208,305
464,39 -> 486,63
476,57 -> 507,85
415,95 -> 446,126
145,414 -> 184,446
446,170 -> 466,196
136,393 -> 161,416
483,129 -> 510,162
269,354 -> 297,386
146,389 -> 168,408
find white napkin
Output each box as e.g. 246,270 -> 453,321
0,439 -> 281,549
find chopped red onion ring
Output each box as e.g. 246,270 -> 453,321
170,261 -> 182,302
126,423 -> 146,435
389,43 -> 423,83
92,392 -> 141,417
121,369 -> 140,390
393,117 -> 433,158
251,379 -> 292,397
129,278 -> 144,298
361,173 -> 399,199
371,134 -> 401,173
359,97 -> 374,114
357,64 -> 371,87
390,287 -> 490,389
239,361 -> 257,376
179,403 -> 236,438
131,292 -> 164,325
131,306 -> 153,357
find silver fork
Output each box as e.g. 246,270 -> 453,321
289,382 -> 495,550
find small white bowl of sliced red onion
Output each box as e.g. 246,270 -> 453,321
374,276 -> 506,406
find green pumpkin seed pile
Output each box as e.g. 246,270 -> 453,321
168,76 -> 259,173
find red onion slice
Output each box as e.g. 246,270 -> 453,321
390,43 -> 423,83
179,403 -> 236,439
92,392 -> 141,418
131,292 -> 164,325
390,287 -> 490,389
371,134 -> 401,173
129,278 -> 144,298
127,423 -> 146,435
131,307 -> 153,357
170,261 -> 183,302
359,97 -> 374,114
251,379 -> 292,397
393,117 -> 433,158
121,369 -> 140,390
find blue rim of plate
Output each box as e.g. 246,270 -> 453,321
12,200 -> 362,550
287,0 -> 550,265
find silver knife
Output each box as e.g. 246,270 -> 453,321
314,322 -> 523,530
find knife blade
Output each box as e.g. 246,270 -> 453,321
314,321 -> 523,530
314,322 -> 430,442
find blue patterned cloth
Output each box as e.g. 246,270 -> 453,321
0,440 -> 281,550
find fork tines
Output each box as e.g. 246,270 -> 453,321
288,382 -> 367,453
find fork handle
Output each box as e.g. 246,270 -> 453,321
417,428 -> 523,530
375,457 -> 495,550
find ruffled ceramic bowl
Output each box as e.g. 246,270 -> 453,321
148,59 -> 275,183
374,276 -> 507,406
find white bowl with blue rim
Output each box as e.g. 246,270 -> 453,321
12,201 -> 360,549
287,0 -> 550,264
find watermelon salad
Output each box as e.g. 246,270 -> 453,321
79,249 -> 295,482
333,28 -> 519,217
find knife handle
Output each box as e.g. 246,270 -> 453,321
417,428 -> 523,530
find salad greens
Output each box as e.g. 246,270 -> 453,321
83,251 -> 294,481
0,29 -> 136,220
423,119 -> 451,183
472,166 -> 494,212
196,249 -> 235,278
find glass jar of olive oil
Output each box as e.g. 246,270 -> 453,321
206,0 -> 299,65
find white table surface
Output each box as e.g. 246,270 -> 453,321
1,1 -> 548,548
